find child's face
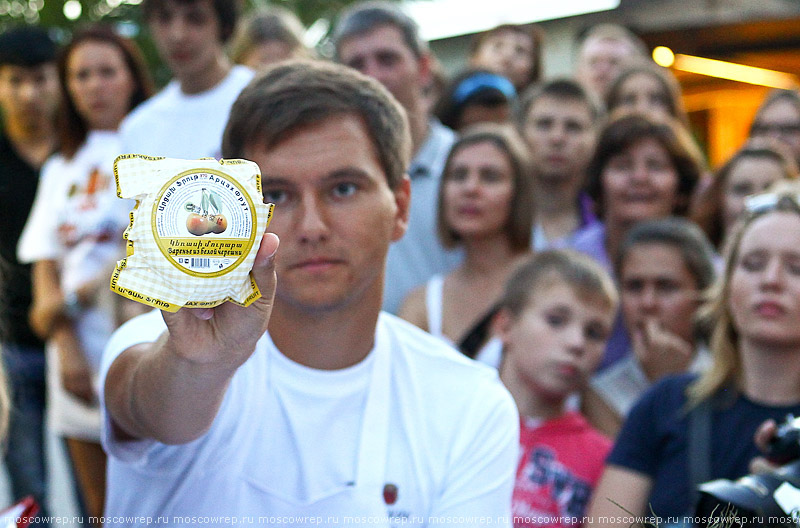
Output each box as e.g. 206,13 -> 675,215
500,278 -> 614,400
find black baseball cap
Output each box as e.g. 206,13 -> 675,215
0,26 -> 57,67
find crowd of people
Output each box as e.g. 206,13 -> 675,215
1,0 -> 799,527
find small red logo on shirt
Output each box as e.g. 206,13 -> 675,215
383,483 -> 398,505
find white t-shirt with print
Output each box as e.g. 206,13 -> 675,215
99,310 -> 518,527
119,65 -> 254,160
18,130 -> 132,440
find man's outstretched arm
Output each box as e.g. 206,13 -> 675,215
104,233 -> 280,445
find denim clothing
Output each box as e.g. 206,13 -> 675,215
3,343 -> 50,527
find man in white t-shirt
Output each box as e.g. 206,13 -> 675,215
100,61 -> 518,527
119,0 -> 253,159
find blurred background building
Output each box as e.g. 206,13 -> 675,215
2,0 -> 799,164
423,0 -> 800,165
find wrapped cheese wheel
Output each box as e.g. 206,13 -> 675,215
111,154 -> 274,312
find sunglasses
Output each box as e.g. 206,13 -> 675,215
744,191 -> 800,214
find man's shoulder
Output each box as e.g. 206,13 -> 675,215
410,119 -> 456,179
0,130 -> 26,167
0,129 -> 11,155
224,65 -> 255,89
382,313 -> 486,367
380,313 -> 509,398
648,372 -> 697,399
426,118 -> 457,145
571,221 -> 605,247
627,372 -> 696,421
121,83 -> 180,133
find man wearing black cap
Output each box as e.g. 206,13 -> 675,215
0,26 -> 59,523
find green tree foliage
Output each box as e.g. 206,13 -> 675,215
0,0 -> 402,86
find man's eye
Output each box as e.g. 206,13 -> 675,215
187,13 -> 209,26
377,53 -> 399,67
622,280 -> 644,294
729,182 -> 753,197
347,59 -> 365,72
533,119 -> 551,131
332,182 -> 358,198
565,121 -> 586,134
586,324 -> 609,342
656,281 -> 679,294
447,167 -> 468,182
739,254 -> 766,272
263,189 -> 287,204
154,11 -> 173,24
607,158 -> 632,172
72,70 -> 90,82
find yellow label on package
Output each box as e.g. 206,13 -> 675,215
111,154 -> 274,312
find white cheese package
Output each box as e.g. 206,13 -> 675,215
111,154 -> 274,312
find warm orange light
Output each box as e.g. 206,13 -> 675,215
663,51 -> 799,89
652,46 -> 675,68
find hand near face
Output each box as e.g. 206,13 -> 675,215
632,317 -> 693,382
160,232 -> 279,370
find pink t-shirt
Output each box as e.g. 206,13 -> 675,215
512,412 -> 612,528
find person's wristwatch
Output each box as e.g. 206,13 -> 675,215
63,291 -> 82,319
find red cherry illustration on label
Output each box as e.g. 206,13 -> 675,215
383,483 -> 398,505
186,213 -> 206,236
211,214 -> 228,234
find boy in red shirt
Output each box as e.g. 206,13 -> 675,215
496,250 -> 618,527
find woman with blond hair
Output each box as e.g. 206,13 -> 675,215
588,188 -> 800,526
229,6 -> 312,70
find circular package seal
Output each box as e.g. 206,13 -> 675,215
111,155 -> 273,312
152,168 -> 258,278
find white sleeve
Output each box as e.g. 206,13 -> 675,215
17,156 -> 63,263
428,379 -> 519,527
98,308 -> 167,462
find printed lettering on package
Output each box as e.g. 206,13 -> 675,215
111,154 -> 273,312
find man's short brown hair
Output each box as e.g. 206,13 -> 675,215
222,60 -> 411,189
517,77 -> 604,130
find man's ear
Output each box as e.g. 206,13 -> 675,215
492,307 -> 514,346
391,175 -> 411,242
417,52 -> 432,89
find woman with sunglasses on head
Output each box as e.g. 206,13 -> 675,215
587,187 -> 800,527
17,26 -> 153,523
